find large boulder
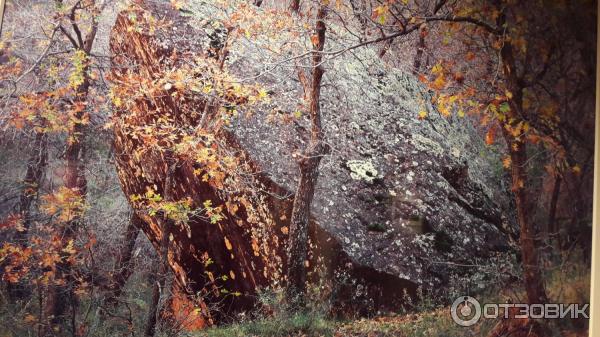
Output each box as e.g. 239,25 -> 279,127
233,44 -> 518,293
108,0 -> 515,321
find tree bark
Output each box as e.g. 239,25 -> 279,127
145,164 -> 177,337
286,4 -> 327,303
44,49 -> 94,337
44,88 -> 88,336
16,129 -> 48,243
103,212 -> 141,307
504,137 -> 548,304
498,20 -> 548,304
8,127 -> 48,300
547,175 -> 561,251
145,208 -> 172,337
144,248 -> 171,337
412,26 -> 427,74
43,6 -> 99,328
289,0 -> 299,13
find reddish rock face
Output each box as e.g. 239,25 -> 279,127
109,1 -> 416,322
109,2 -> 287,318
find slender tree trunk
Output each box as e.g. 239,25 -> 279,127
0,0 -> 6,38
41,6 -> 98,333
45,109 -> 86,336
144,261 -> 164,337
499,27 -> 548,305
145,211 -> 175,333
286,158 -> 320,300
286,4 -> 327,304
145,164 -> 177,336
412,26 -> 427,74
8,127 -> 48,300
16,129 -> 48,243
44,63 -> 91,337
103,212 -> 141,306
547,175 -> 562,251
505,137 -> 548,304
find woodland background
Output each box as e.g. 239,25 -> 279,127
0,0 -> 596,336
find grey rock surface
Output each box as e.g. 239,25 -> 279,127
229,44 -> 517,290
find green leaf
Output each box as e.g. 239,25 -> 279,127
499,102 -> 511,113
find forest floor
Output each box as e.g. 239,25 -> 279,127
195,261 -> 590,337
0,254 -> 590,337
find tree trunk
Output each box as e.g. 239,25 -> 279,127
145,162 -> 179,336
505,138 -> 548,304
44,64 -> 90,337
43,9 -> 99,331
286,157 -> 320,300
45,123 -> 86,336
286,4 -> 327,303
16,129 -> 48,243
547,175 -> 561,251
289,0 -> 299,13
144,261 -> 164,337
412,26 -> 427,74
499,26 -> 548,304
144,218 -> 170,337
8,127 -> 48,300
103,212 -> 141,307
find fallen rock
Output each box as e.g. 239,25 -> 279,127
108,0 -> 516,321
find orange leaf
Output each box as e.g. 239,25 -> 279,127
485,128 -> 495,145
310,34 -> 319,47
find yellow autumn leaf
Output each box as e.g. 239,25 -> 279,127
170,0 -> 184,10
24,314 -> 36,323
502,156 -> 512,169
438,104 -> 451,117
62,239 -> 76,254
251,239 -> 260,256
257,88 -> 268,100
373,5 -> 388,25
224,237 -> 233,251
432,75 -> 446,90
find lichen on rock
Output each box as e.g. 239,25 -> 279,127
347,159 -> 378,183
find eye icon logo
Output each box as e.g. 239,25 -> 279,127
451,296 -> 481,326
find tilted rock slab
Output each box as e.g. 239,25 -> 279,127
109,0 -> 515,321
